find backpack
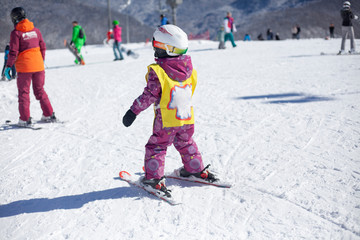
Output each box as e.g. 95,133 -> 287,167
78,27 -> 84,39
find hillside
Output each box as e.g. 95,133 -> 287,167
0,0 -> 154,49
116,0 -> 360,40
1,0 -> 360,50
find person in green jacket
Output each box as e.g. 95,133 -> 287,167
71,21 -> 86,64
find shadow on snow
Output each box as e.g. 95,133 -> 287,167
235,92 -> 335,104
0,184 -> 144,218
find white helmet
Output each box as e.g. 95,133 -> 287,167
153,24 -> 188,56
343,1 -> 350,6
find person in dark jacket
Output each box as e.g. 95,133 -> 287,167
329,23 -> 335,38
339,1 -> 358,54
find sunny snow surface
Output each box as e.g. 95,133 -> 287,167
0,38 -> 359,239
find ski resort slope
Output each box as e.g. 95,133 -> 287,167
0,38 -> 360,240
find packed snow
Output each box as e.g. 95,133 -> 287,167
0,38 -> 360,239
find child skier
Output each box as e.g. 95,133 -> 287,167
122,24 -> 218,196
5,7 -> 56,126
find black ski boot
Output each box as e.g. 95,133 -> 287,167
41,112 -> 57,122
141,176 -> 171,198
180,164 -> 219,183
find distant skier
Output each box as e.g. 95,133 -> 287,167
291,25 -> 298,39
160,14 -> 169,26
1,44 -> 16,81
296,25 -> 301,39
71,21 -> 86,64
257,33 -> 264,41
224,12 -> 237,48
112,20 -> 124,61
266,28 -> 273,40
122,24 -> 218,196
275,33 -> 280,40
329,23 -> 335,38
6,7 -> 56,126
244,33 -> 251,41
106,29 -> 113,43
339,1 -> 358,54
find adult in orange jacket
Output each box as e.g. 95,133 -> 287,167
5,7 -> 56,126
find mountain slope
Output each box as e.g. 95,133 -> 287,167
0,0 -> 154,49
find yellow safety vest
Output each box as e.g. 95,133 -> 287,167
147,64 -> 197,128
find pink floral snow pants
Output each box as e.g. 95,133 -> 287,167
144,109 -> 204,179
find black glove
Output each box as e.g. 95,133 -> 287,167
123,109 -> 136,127
70,41 -> 73,45
84,42 -> 86,46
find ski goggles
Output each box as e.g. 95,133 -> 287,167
152,39 -> 188,55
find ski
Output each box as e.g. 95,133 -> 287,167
34,119 -> 67,124
118,171 -> 179,205
120,47 -> 139,59
166,168 -> 232,188
320,51 -> 360,56
1,120 -> 42,130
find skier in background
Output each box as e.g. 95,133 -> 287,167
291,25 -> 298,39
1,44 -> 16,81
339,1 -> 358,54
329,23 -> 335,38
5,7 -> 56,126
224,12 -> 237,48
71,21 -> 86,64
160,14 -> 169,26
244,33 -> 251,41
266,28 -> 274,40
106,29 -> 113,43
296,24 -> 301,39
257,33 -> 264,41
122,24 -> 218,196
275,33 -> 280,40
112,20 -> 124,61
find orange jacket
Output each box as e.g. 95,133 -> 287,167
7,19 -> 45,73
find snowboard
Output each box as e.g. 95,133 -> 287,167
64,39 -> 85,65
120,47 -> 139,59
103,38 -> 139,59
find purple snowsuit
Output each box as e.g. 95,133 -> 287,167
130,55 -> 204,180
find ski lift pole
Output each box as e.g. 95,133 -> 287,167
107,0 -> 112,30
166,0 -> 182,25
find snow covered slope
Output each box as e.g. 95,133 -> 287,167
0,38 -> 360,239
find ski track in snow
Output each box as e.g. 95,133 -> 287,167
0,39 -> 360,239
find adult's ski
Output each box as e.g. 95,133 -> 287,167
1,120 -> 42,130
